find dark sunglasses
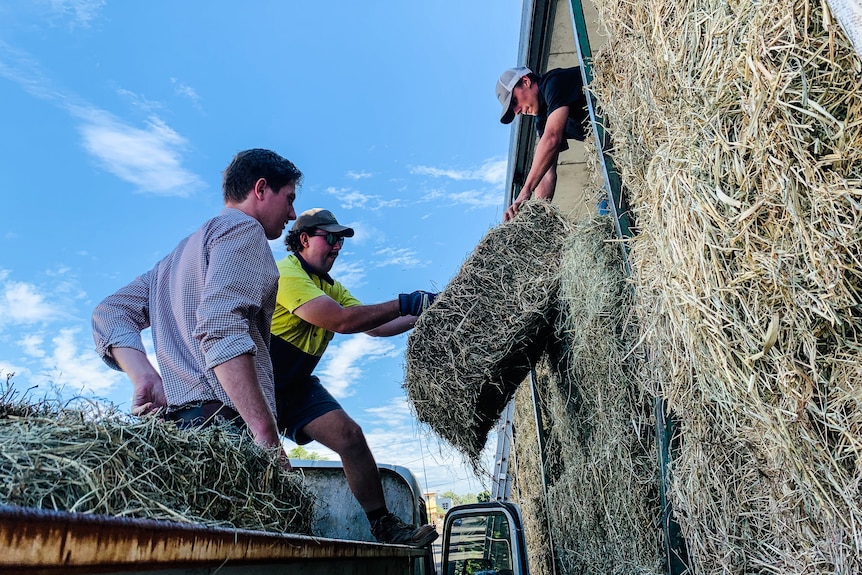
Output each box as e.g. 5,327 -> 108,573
309,231 -> 345,246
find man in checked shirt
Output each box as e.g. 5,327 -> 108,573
92,148 -> 301,466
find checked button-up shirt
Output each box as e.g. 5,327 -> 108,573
92,207 -> 280,414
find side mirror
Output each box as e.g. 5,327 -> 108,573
441,502 -> 528,575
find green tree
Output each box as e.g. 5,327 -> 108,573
442,491 -> 480,505
287,445 -> 328,460
477,490 -> 491,503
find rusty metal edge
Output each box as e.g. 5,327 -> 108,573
0,504 -> 425,574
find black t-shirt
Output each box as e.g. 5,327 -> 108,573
535,67 -> 589,151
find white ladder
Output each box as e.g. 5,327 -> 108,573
490,399 -> 516,501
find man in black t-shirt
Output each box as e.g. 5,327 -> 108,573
496,66 -> 589,221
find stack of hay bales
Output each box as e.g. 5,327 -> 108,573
404,199 -> 662,572
404,200 -> 573,463
0,399 -> 313,534
511,378 -> 556,575
511,219 -> 662,575
589,0 -> 862,572
545,218 -> 661,574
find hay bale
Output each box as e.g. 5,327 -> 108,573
0,400 -> 314,534
404,200 -> 574,462
590,0 -> 862,571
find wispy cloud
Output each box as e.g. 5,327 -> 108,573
411,158 -> 507,186
349,222 -> 382,246
171,78 -> 203,111
417,186 -> 499,208
325,187 -> 403,210
357,396 -> 497,493
375,247 -> 421,268
346,170 -> 373,180
410,158 -> 506,209
316,335 -> 398,398
331,260 -> 367,290
445,189 -> 501,208
0,42 -> 202,197
115,88 -> 162,114
43,0 -> 106,28
73,106 -> 203,196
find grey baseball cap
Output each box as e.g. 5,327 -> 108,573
496,66 -> 533,124
292,208 -> 355,236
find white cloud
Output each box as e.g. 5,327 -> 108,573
325,187 -> 403,210
0,281 -> 56,325
115,87 -> 165,115
316,335 -> 398,398
20,334 -> 46,358
0,43 -> 202,197
446,189 -> 502,208
73,107 -> 203,196
348,222 -> 382,246
0,41 -> 56,100
365,396 -> 413,428
411,158 -> 507,186
326,187 -> 375,209
346,170 -> 373,180
30,327 -> 124,396
0,361 -> 28,383
375,247 -> 421,268
331,260 -> 367,291
418,188 -> 445,201
362,397 -> 495,494
410,159 -> 506,209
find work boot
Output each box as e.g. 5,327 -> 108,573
370,513 -> 439,547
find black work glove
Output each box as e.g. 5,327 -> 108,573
398,290 -> 437,316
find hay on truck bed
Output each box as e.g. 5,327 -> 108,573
404,200 -> 574,463
589,0 -> 862,572
0,395 -> 314,534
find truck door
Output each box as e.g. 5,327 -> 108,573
441,502 -> 529,575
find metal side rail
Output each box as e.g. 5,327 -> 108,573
0,505 -> 428,575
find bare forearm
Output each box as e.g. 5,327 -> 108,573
113,347 -> 158,381
112,347 -> 166,415
522,136 -> 561,197
534,164 -> 557,201
366,314 -> 417,337
297,297 -> 402,334
213,354 -> 281,448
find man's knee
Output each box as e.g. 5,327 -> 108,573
340,418 -> 369,450
304,410 -> 369,453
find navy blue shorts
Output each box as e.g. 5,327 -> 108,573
276,374 -> 342,444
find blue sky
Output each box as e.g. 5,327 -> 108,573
0,1 -> 520,495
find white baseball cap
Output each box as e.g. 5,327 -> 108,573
496,66 -> 533,124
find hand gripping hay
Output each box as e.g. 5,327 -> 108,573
404,200 -> 574,462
